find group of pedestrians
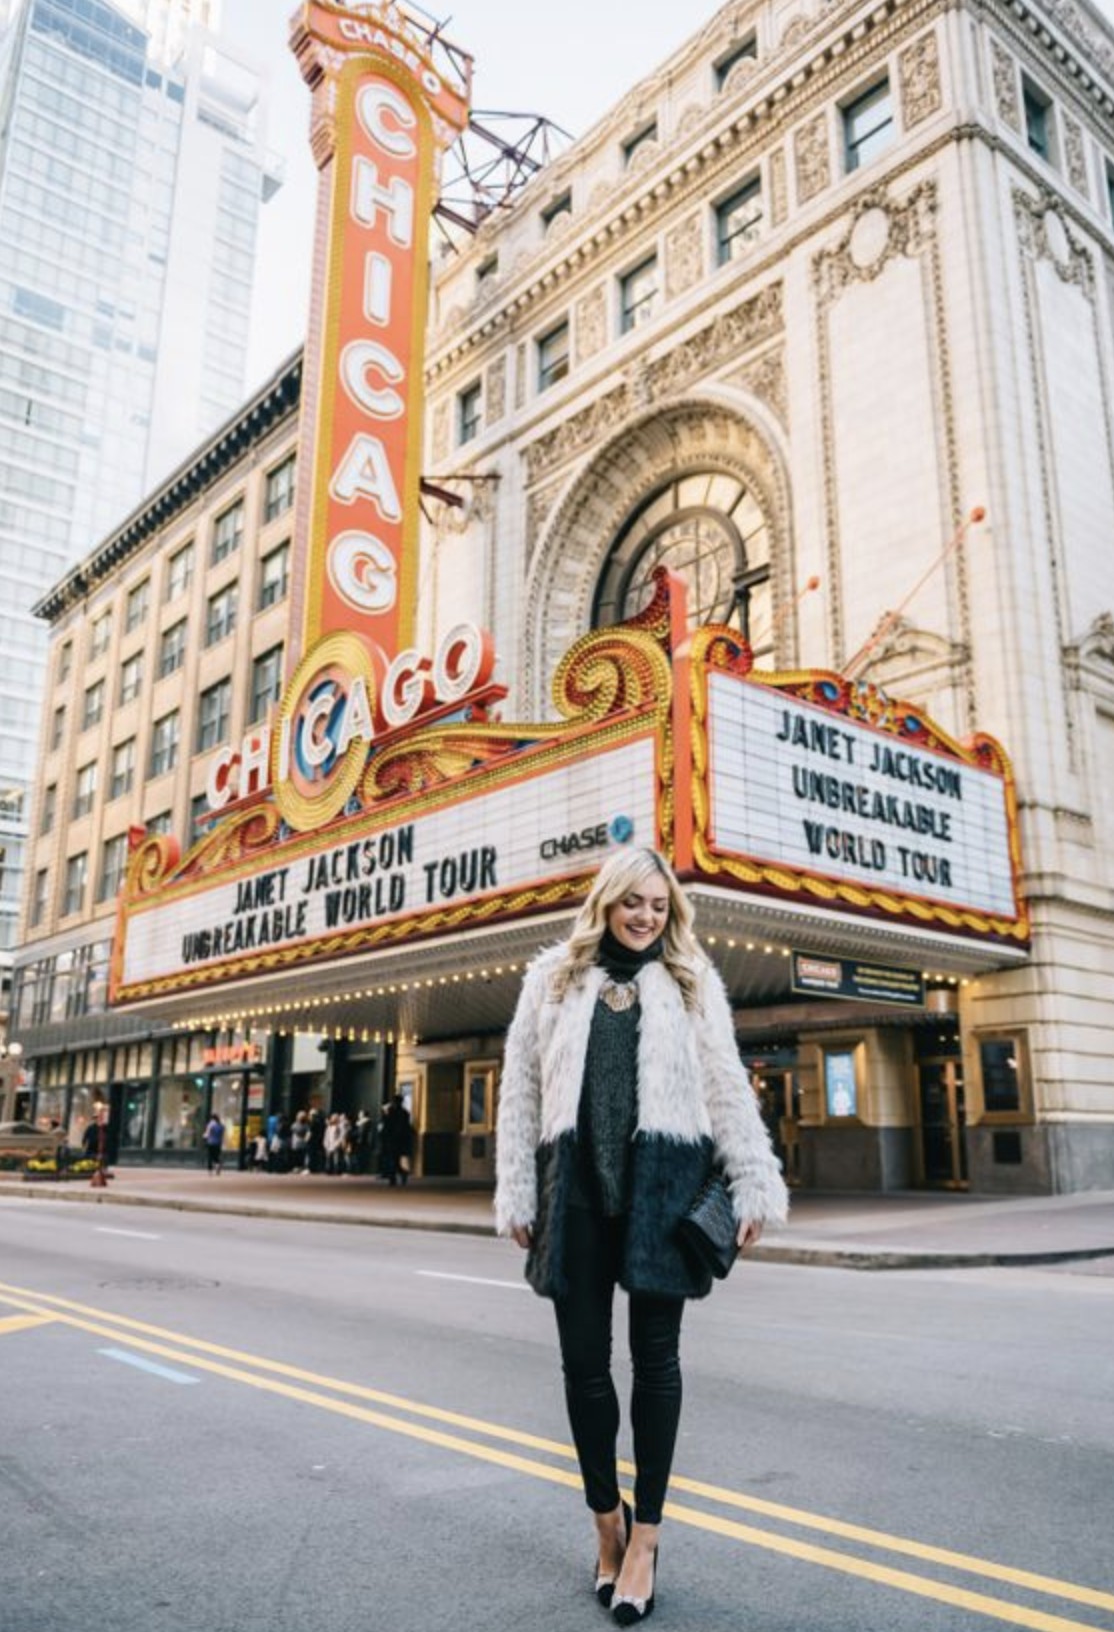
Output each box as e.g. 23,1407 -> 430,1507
223,1095 -> 414,1183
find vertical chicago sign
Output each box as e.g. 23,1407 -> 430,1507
277,1 -> 472,828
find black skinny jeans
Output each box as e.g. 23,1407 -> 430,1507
553,1206 -> 684,1526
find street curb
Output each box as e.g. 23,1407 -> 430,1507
3,1180 -> 1113,1270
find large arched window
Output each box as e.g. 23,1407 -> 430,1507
592,471 -> 773,655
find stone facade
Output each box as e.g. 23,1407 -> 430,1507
422,0 -> 1114,1194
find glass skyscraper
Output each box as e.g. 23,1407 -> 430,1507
0,0 -> 279,972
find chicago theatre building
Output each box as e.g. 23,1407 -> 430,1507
9,0 -> 1114,1195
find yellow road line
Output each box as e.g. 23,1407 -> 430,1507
0,1312 -> 55,1336
0,1282 -> 1109,1631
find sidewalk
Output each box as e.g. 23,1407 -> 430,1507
3,1163 -> 1114,1269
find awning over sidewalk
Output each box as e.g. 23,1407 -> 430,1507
124,880 -> 1024,1047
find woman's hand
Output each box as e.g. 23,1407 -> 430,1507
511,1224 -> 534,1250
736,1219 -> 763,1253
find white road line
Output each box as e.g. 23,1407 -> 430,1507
416,1270 -> 529,1291
95,1226 -> 162,1240
97,1347 -> 199,1384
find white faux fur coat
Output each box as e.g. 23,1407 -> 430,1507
494,945 -> 789,1298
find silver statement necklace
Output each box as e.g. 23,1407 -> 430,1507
599,978 -> 639,1013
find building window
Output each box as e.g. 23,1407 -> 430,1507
715,36 -> 757,91
72,761 -> 97,820
844,79 -> 894,172
165,542 -> 194,602
51,705 -> 66,751
125,579 -> 150,633
149,711 -> 180,777
206,583 -> 238,646
39,784 -> 57,835
593,470 -> 773,654
619,256 -> 659,334
98,833 -> 129,902
146,810 -> 172,836
250,645 -> 284,724
63,852 -> 88,916
537,321 -> 570,391
82,680 -> 104,730
119,652 -> 144,705
258,544 -> 290,610
196,679 -> 232,752
159,619 -> 187,677
1022,77 -> 1054,163
1107,161 -> 1114,224
978,1036 -> 1029,1117
58,642 -> 73,683
189,792 -> 210,846
476,252 -> 499,288
458,381 -> 482,446
622,121 -> 658,168
90,609 -> 112,658
541,190 -> 572,232
110,738 -> 136,800
211,499 -> 244,564
30,868 -> 50,928
716,178 -> 762,265
264,456 -> 296,523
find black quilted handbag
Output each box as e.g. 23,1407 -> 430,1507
676,1169 -> 738,1280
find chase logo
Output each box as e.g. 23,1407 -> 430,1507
538,814 -> 635,862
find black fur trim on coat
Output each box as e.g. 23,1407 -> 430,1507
524,1132 -> 716,1301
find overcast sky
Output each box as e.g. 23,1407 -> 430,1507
221,0 -> 1114,390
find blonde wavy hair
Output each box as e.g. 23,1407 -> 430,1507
550,847 -> 706,1011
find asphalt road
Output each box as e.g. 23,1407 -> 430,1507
1,1197 -> 1112,1632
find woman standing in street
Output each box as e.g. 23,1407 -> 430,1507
494,847 -> 788,1624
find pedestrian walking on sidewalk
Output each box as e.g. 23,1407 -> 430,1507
202,1113 -> 224,1176
494,847 -> 788,1625
380,1094 -> 413,1186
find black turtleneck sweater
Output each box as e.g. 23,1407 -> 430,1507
569,930 -> 664,1217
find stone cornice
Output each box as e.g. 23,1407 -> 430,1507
34,351 -> 303,626
983,0 -> 1114,119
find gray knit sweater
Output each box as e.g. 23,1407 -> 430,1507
569,985 -> 640,1215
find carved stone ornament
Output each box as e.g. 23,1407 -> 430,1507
722,55 -> 758,97
485,355 -> 507,425
1035,0 -> 1114,83
431,399 -> 451,466
1014,189 -> 1094,302
990,38 -> 1020,132
1062,116 -> 1088,198
525,480 -> 562,558
899,31 -> 942,130
813,182 -> 938,307
769,147 -> 788,228
1063,612 -> 1114,690
677,103 -> 708,138
795,111 -> 830,206
725,347 -> 788,429
524,283 -> 785,486
575,285 -> 608,367
628,136 -> 662,176
665,213 -> 705,300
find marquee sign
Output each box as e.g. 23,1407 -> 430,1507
110,605 -> 676,1003
118,732 -> 657,996
684,629 -> 1027,944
